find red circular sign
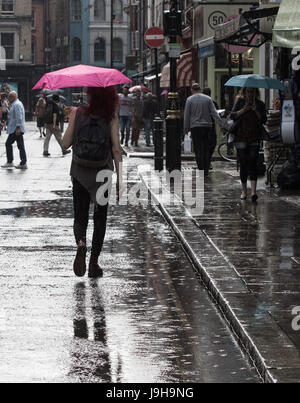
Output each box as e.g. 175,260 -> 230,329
145,27 -> 165,48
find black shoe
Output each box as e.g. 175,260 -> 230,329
251,194 -> 258,203
121,136 -> 124,145
125,142 -> 128,147
63,150 -> 71,156
88,263 -> 103,279
73,242 -> 87,277
43,152 -> 50,157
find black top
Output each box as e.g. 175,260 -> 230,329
47,101 -> 60,125
143,99 -> 157,120
230,97 -> 267,143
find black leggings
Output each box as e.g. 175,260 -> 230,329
73,178 -> 108,260
237,145 -> 260,184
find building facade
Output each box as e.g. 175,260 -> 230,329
0,0 -> 33,114
69,0 -> 130,70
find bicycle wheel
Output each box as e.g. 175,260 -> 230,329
218,142 -> 237,163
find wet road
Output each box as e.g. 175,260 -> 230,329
0,126 -> 261,383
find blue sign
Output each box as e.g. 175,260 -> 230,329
199,45 -> 214,59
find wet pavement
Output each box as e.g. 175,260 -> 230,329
140,160 -> 300,383
0,124 -> 260,383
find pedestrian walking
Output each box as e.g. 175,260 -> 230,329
202,87 -> 219,170
230,87 -> 267,202
131,90 -> 144,147
34,97 -> 46,138
119,85 -> 133,146
62,86 -> 122,278
143,93 -> 157,147
57,100 -> 65,134
1,95 -> 9,132
43,94 -> 71,157
184,83 -> 227,177
1,91 -> 27,170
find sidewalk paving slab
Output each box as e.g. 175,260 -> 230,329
140,162 -> 300,383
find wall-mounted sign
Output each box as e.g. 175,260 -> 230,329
208,11 -> 227,30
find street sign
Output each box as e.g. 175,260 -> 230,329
145,27 -> 165,48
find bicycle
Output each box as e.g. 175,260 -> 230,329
218,132 -> 237,162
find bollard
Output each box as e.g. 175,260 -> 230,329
153,116 -> 164,171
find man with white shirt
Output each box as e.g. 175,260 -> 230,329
1,91 -> 27,170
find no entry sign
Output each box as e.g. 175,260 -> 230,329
145,27 -> 165,48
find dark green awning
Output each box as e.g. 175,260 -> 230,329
273,0 -> 300,48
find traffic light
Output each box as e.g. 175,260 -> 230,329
163,10 -> 182,37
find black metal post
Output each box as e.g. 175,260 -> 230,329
165,0 -> 182,172
110,2 -> 114,68
154,48 -> 161,116
153,117 -> 164,171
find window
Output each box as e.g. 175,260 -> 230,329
32,9 -> 36,29
94,0 -> 105,20
114,0 -> 122,18
94,38 -> 105,62
71,0 -> 81,21
1,0 -> 14,14
112,38 -> 123,63
32,39 -> 36,64
72,37 -> 81,61
1,33 -> 14,60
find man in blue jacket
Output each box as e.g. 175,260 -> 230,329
1,91 -> 27,170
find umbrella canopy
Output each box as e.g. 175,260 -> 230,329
225,74 -> 284,91
129,85 -> 150,93
33,64 -> 132,90
46,94 -> 67,102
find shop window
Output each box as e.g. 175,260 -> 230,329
72,0 -> 81,21
94,0 -> 105,20
1,33 -> 14,60
72,37 -> 81,61
1,0 -> 14,14
112,38 -> 123,63
94,38 -> 106,62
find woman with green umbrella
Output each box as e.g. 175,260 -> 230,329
230,87 -> 267,202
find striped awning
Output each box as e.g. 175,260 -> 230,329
160,52 -> 194,88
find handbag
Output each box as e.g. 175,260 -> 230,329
226,117 -> 240,143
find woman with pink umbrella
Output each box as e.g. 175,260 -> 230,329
34,65 -> 130,278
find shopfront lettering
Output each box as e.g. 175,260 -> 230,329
292,47 -> 300,71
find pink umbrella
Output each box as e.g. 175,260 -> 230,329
33,64 -> 132,90
129,85 -> 150,93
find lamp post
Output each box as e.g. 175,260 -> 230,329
164,0 -> 182,172
111,1 -> 115,68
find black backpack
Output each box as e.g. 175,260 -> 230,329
43,101 -> 54,124
73,113 -> 111,168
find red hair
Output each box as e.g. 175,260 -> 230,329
82,86 -> 119,123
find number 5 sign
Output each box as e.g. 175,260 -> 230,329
208,11 -> 227,30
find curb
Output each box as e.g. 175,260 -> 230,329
139,168 -> 300,383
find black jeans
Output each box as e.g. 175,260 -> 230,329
73,178 -> 108,260
191,127 -> 212,176
236,145 -> 260,184
6,132 -> 27,165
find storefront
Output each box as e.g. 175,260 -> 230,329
194,2 -> 279,109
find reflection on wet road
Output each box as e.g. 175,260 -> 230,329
0,193 -> 260,383
0,130 -> 260,383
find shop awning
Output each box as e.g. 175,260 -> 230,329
273,0 -> 300,48
160,52 -> 194,88
214,6 -> 279,48
145,73 -> 162,81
